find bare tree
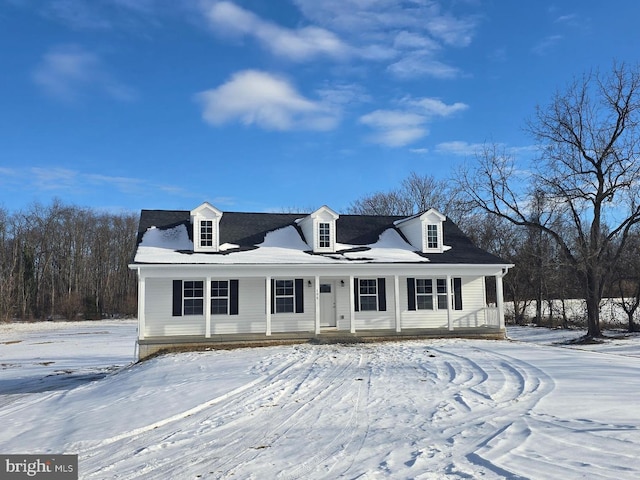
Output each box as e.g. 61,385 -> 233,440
459,63 -> 640,338
0,200 -> 138,322
348,172 -> 466,219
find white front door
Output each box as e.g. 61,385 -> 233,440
319,282 -> 336,327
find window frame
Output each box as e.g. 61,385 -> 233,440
415,278 -> 434,310
211,280 -> 229,315
200,220 -> 214,248
408,277 -> 463,312
358,279 -> 378,311
183,280 -> 204,316
274,279 -> 295,313
426,224 -> 439,249
318,222 -> 331,249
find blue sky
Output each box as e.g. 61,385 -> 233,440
1,0 -> 639,214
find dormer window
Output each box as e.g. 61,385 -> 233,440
191,202 -> 223,253
200,220 -> 214,248
297,205 -> 339,253
426,224 -> 439,249
319,222 -> 331,248
394,208 -> 446,253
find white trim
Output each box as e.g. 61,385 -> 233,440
137,273 -> 145,340
205,277 -> 211,338
349,276 -> 355,333
496,274 -> 505,329
265,276 -> 272,336
130,262 -> 513,278
446,274 -> 453,331
394,275 -> 401,332
314,276 -> 321,334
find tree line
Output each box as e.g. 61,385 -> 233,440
0,200 -> 138,321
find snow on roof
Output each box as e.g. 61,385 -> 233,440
139,225 -> 192,250
134,224 -> 428,264
258,226 -> 310,250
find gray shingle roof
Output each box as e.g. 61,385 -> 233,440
135,209 -> 506,265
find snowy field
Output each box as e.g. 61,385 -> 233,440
1,320 -> 639,479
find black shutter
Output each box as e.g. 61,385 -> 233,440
377,278 -> 386,311
172,280 -> 182,316
230,279 -> 239,315
295,278 -> 304,313
270,279 -> 275,314
353,277 -> 360,311
453,277 -> 463,310
407,278 -> 416,311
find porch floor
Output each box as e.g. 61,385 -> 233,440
137,327 -> 505,359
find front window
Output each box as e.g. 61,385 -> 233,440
319,222 -> 331,248
416,279 -> 434,310
436,278 -> 448,309
359,279 -> 378,311
200,220 -> 213,248
184,280 -> 204,315
275,280 -> 295,313
426,224 -> 438,249
211,280 -> 229,315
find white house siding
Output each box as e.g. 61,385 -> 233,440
450,276 -> 489,328
399,276 -> 487,329
354,276 -> 395,330
334,278 -> 352,331
211,277 -> 266,335
144,278 -> 206,337
271,277 -> 315,333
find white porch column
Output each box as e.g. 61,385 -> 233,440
447,274 -> 453,331
349,276 -> 356,333
394,275 -> 401,332
496,274 -> 505,329
137,273 -> 145,340
205,277 -> 211,338
314,275 -> 320,334
265,276 -> 272,336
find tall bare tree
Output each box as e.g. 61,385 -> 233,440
459,63 -> 640,338
348,172 -> 468,220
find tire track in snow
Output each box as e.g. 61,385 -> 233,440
401,343 -> 555,479
75,349 -> 305,478
76,342 -> 558,479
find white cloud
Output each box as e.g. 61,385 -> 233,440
387,55 -> 460,79
293,0 -> 480,77
196,70 -> 340,131
30,167 -> 79,190
436,141 -> 488,156
393,31 -> 440,51
424,9 -> 477,47
199,1 -> 480,78
32,44 -> 136,102
359,97 -> 468,147
359,110 -> 427,147
407,97 -> 469,117
203,1 -> 349,61
2,166 -> 209,204
436,141 -> 540,157
532,35 -> 563,56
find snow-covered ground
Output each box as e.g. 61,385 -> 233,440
1,321 -> 639,479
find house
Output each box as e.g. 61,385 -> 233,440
129,202 -> 512,359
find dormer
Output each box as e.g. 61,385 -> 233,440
395,208 -> 446,253
297,206 -> 339,253
190,202 -> 223,252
